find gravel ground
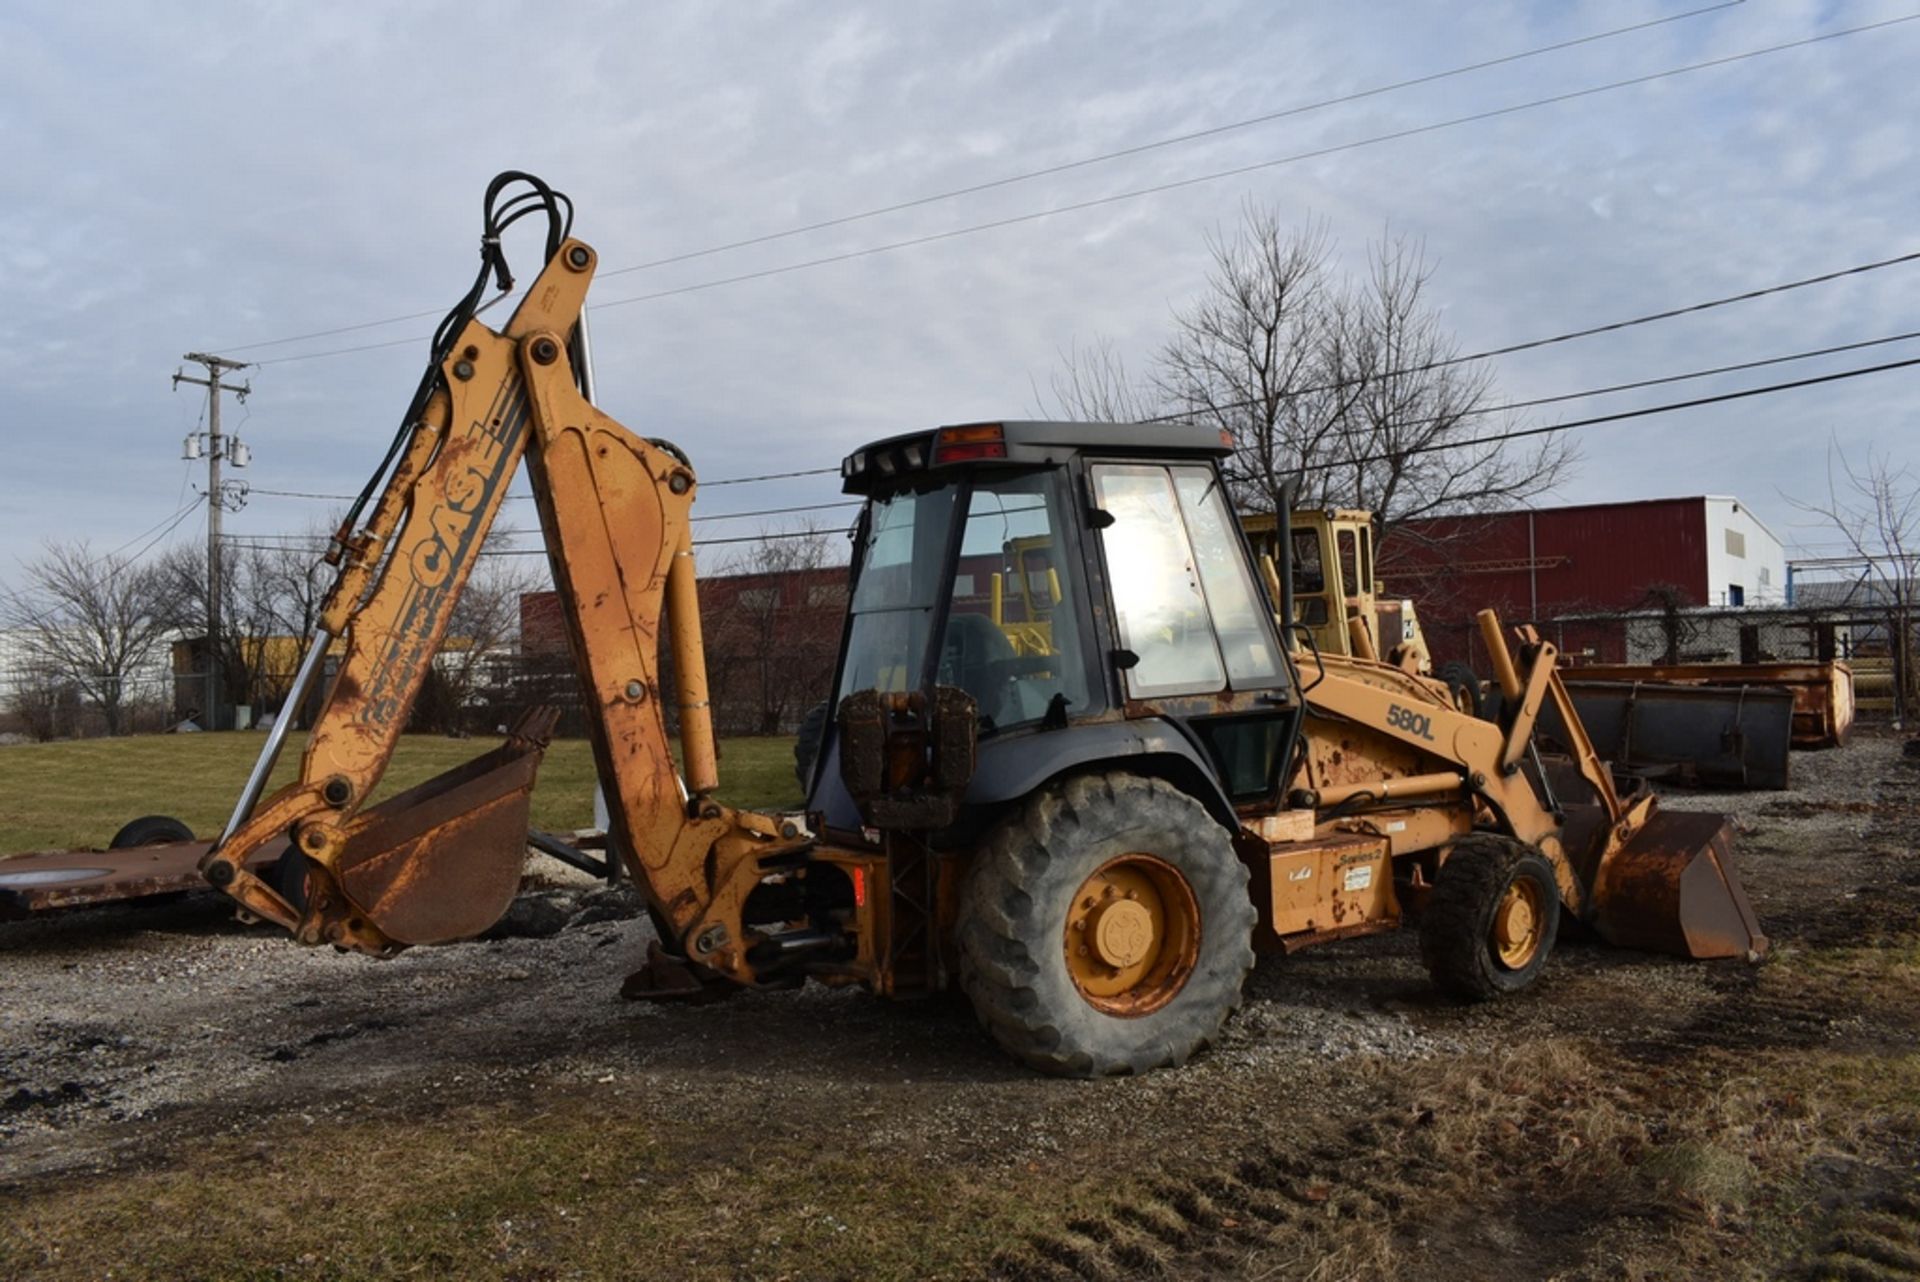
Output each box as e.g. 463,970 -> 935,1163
3,729 -> 1916,1279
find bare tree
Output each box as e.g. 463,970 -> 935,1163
3,542 -> 181,736
1048,204 -> 1575,556
1321,233 -> 1575,539
410,546 -> 545,735
254,520 -> 338,643
1153,209 -> 1352,519
713,526 -> 839,736
155,542 -> 283,726
1789,442 -> 1918,721
1045,336 -> 1159,423
6,660 -> 79,741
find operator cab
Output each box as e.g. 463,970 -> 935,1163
810,421 -> 1302,837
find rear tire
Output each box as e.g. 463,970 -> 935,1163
109,815 -> 194,848
1420,834 -> 1559,1001
957,773 -> 1255,1077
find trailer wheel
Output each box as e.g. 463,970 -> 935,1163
1420,834 -> 1559,1001
109,815 -> 194,848
957,773 -> 1254,1077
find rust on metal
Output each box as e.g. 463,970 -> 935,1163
0,838 -> 275,918
621,939 -> 734,1002
0,836 -> 293,918
836,686 -> 978,830
330,706 -> 559,945
1063,853 -> 1200,1017
1570,661 -> 1854,749
1248,833 -> 1396,944
1589,808 -> 1769,961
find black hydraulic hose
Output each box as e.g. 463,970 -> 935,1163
330,173 -> 574,555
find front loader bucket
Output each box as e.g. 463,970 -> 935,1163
328,707 -> 559,946
1588,808 -> 1769,961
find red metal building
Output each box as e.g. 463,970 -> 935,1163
520,566 -> 847,734
1385,496 -> 1785,666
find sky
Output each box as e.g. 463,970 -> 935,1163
2,0 -> 1915,597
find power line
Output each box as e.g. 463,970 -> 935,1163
1298,354 -> 1920,475
240,323 -> 1920,531
1144,252 -> 1920,423
223,342 -> 1920,556
701,465 -> 839,487
249,462 -> 841,506
117,495 -> 212,565
222,524 -> 840,559
248,487 -> 359,502
1188,327 -> 1920,444
249,13 -> 1920,369
594,4 -> 1741,282
692,499 -> 860,522
217,4 -> 1739,358
0,495 -> 208,631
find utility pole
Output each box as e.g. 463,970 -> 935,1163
174,353 -> 251,731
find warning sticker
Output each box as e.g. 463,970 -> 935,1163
1343,864 -> 1375,893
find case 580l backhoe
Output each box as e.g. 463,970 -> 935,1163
193,173 -> 1764,1077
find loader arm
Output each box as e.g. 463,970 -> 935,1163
205,199 -> 804,981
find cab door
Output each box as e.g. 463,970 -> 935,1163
1086,461 -> 1300,807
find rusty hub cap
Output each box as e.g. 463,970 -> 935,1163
1063,854 -> 1200,1016
1493,876 -> 1544,969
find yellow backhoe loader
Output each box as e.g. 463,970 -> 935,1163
196,173 -> 1765,1076
1241,507 -> 1432,672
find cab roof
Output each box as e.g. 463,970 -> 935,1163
841,420 -> 1233,495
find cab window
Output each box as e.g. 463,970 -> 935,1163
1091,463 -> 1281,698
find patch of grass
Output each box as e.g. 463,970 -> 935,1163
0,1089 -> 1105,1282
1343,1035 -> 1920,1279
1637,1140 -> 1756,1215
0,732 -> 802,853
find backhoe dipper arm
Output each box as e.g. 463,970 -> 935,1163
204,218 -> 803,979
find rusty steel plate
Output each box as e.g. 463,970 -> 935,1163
0,839 -> 280,919
1590,809 -> 1769,961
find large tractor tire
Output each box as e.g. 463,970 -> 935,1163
957,773 -> 1255,1077
1420,834 -> 1560,1001
1437,660 -> 1484,720
793,700 -> 830,792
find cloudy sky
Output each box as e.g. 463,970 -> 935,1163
2,0 -> 1915,595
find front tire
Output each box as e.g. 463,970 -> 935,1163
957,773 -> 1255,1077
1420,834 -> 1559,1001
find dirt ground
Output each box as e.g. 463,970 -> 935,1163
2,730 -> 1918,1280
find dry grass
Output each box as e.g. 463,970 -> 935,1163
0,732 -> 804,852
0,1089 -> 1107,1282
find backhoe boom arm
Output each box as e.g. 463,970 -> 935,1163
204,225 -> 804,980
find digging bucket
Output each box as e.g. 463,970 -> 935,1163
324,706 -> 560,946
1587,808 -> 1769,962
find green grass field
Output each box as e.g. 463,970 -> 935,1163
0,732 -> 803,853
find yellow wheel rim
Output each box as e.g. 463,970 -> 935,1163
1063,854 -> 1200,1017
1493,876 -> 1545,969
